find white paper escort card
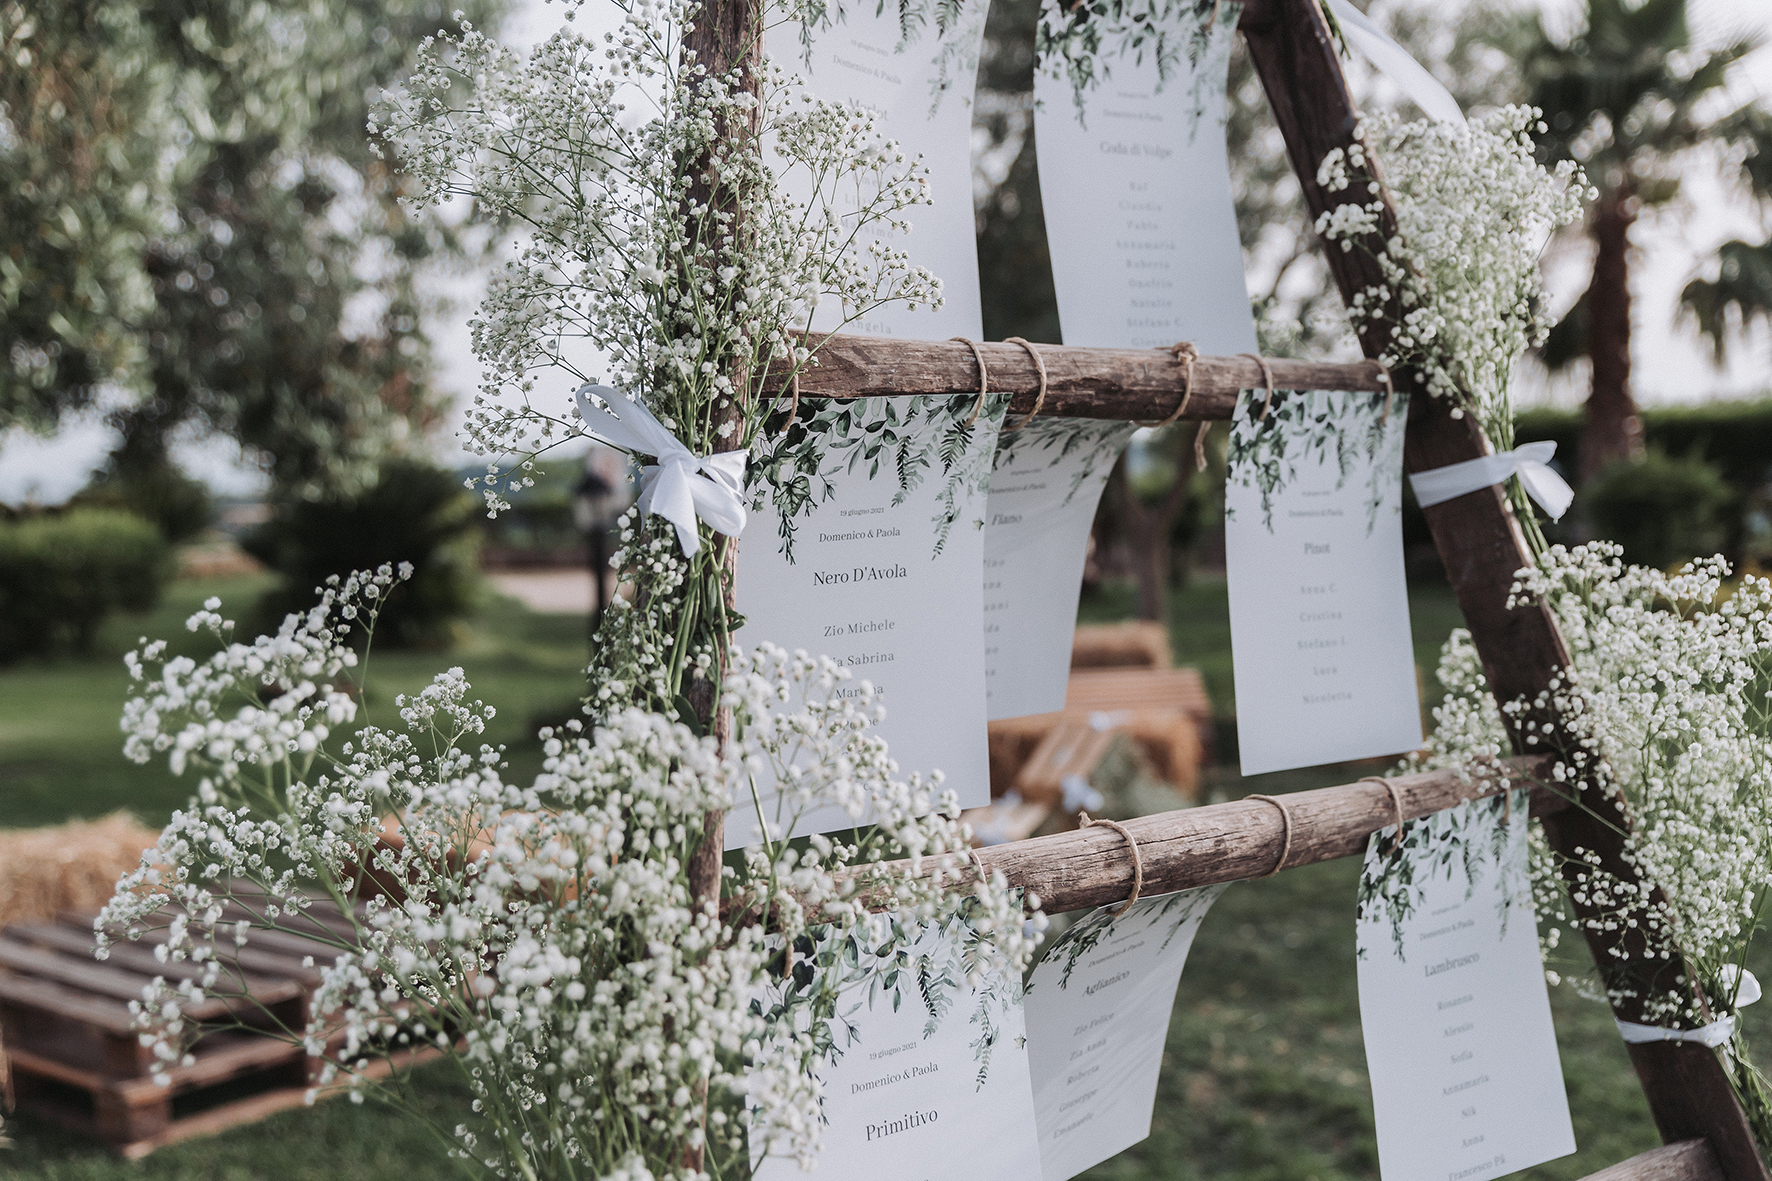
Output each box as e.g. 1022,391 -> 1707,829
750,911 -> 1043,1181
1222,388 -> 1422,775
983,418 -> 1136,719
1031,0 -> 1257,356
1023,886 -> 1227,1181
731,393 -> 1008,848
1356,790 -> 1576,1181
767,0 -> 988,340
987,0 -> 1255,720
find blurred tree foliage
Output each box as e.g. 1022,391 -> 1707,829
0,0 -> 503,500
1481,0 -> 1772,481
69,460 -> 214,543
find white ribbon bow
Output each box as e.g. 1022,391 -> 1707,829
1326,0 -> 1467,128
1616,966 -> 1761,1048
573,384 -> 748,557
1408,440 -> 1576,522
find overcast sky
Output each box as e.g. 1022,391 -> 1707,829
2,0 -> 1768,503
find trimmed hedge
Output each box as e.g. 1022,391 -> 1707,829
1515,399 -> 1772,495
0,510 -> 175,661
1585,451 -> 1733,570
243,459 -> 481,648
1516,399 -> 1772,565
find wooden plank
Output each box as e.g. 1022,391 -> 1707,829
96,918 -> 326,987
3,1032 -> 303,1103
0,969 -> 139,1036
1239,1 -> 1769,1177
834,760 -> 1560,914
1065,668 -> 1212,717
221,893 -> 360,942
1581,1141 -> 1726,1181
1012,719 -> 1117,807
769,337 -> 1384,420
961,798 -> 1057,847
206,906 -> 351,960
0,939 -> 242,1021
113,1044 -> 444,1160
7,923 -> 304,1004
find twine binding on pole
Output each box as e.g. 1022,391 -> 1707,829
1242,353 -> 1277,420
1360,776 -> 1407,843
781,372 -> 801,431
1371,360 -> 1395,423
1003,337 -> 1048,431
1246,794 -> 1294,877
1079,812 -> 1144,915
966,845 -> 996,890
950,337 -> 990,427
1136,341 -> 1200,428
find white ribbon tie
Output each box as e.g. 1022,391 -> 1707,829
1408,440 -> 1575,522
573,384 -> 748,557
1615,966 -> 1761,1048
1326,0 -> 1467,129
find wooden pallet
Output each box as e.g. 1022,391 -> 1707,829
1065,666 -> 1214,764
0,896 -> 423,1158
989,666 -> 1208,804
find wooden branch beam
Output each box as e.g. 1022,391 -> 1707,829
1579,1141 -> 1725,1181
767,335 -> 1386,420
1242,2 -> 1769,1177
844,761 -> 1560,915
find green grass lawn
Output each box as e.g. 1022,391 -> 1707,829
0,572 -> 1743,1179
0,574 -> 592,830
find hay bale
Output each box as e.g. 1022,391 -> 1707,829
0,814 -> 159,930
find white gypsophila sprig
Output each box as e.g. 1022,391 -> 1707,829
1315,106 -> 1592,449
371,0 -> 941,516
1412,544 -> 1772,1034
101,576 -> 1042,1180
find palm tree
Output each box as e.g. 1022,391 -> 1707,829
1512,0 -> 1769,483
1681,238 -> 1772,365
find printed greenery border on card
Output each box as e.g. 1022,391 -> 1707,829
1034,885 -> 1227,992
1038,0 -> 1240,132
750,899 -> 1025,1091
1224,387 -> 1406,532
1356,789 -> 1529,961
992,417 -> 1136,507
787,0 -> 989,117
751,392 -> 1010,562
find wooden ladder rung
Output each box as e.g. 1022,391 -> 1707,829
1579,1140 -> 1724,1181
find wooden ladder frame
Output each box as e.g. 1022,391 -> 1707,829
688,0 -> 1772,1176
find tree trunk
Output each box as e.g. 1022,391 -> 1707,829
1580,185 -> 1643,484
1116,438 -> 1196,622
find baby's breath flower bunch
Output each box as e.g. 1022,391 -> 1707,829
1316,107 -> 1591,487
372,0 -> 946,717
100,575 -> 1039,1180
102,3 -> 1036,1176
1412,544 -> 1772,1147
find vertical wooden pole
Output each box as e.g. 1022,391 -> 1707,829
1237,1 -> 1768,1176
678,0 -> 761,909
677,0 -> 762,1167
